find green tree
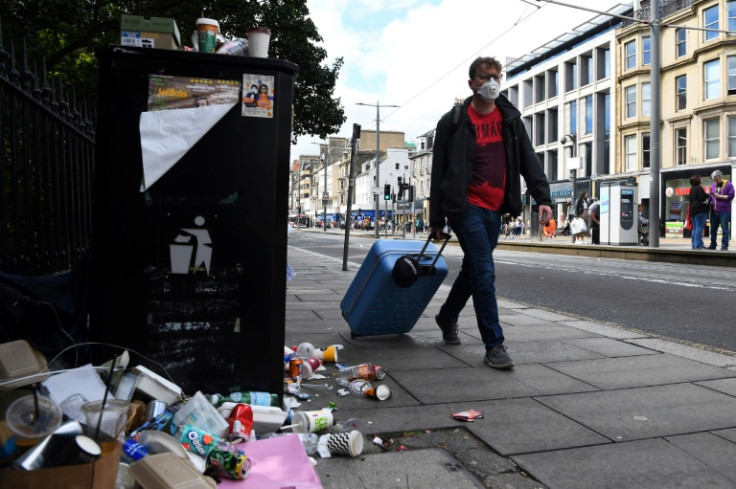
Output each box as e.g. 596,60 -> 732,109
0,0 -> 345,141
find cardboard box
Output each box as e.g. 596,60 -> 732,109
121,15 -> 181,50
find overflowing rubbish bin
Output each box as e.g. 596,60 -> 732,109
89,45 -> 297,396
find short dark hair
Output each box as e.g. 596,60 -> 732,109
469,57 -> 503,80
690,174 -> 701,185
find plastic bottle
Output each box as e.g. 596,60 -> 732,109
208,391 -> 280,408
120,437 -> 149,464
297,433 -> 319,456
295,342 -> 315,359
336,363 -> 385,384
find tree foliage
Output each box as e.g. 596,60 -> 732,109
0,0 -> 345,141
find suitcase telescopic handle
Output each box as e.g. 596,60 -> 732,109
418,233 -> 451,269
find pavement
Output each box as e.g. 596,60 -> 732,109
285,231 -> 736,489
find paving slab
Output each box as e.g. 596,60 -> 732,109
558,319 -> 649,339
315,448 -> 484,489
506,340 -> 606,365
463,397 -> 610,455
695,377 -> 736,397
536,383 -> 736,442
503,324 -> 601,342
566,337 -> 659,357
342,340 -> 471,372
544,353 -> 735,389
515,308 -> 572,322
665,432 -> 736,484
626,337 -> 736,368
714,428 -> 736,443
512,438 -> 736,489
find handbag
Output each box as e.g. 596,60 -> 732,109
570,217 -> 587,234
684,208 -> 693,231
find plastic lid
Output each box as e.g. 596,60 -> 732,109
247,26 -> 271,35
6,394 -> 63,441
0,340 -> 49,390
196,17 -> 219,28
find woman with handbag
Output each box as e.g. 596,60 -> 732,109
572,190 -> 589,244
688,174 -> 710,249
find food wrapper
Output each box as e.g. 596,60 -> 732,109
449,409 -> 484,422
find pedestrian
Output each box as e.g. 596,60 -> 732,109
572,190 -> 589,244
688,174 -> 710,250
707,169 -> 734,251
588,198 -> 600,244
638,204 -> 649,246
548,214 -> 557,238
429,56 -> 552,370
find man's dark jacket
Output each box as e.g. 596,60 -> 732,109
429,95 -> 551,230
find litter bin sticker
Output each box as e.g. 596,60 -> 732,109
170,216 -> 213,274
242,74 -> 274,118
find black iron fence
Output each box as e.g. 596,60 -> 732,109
0,39 -> 95,275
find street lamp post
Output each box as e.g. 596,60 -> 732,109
323,147 -> 328,232
561,133 -> 578,242
357,100 -> 399,237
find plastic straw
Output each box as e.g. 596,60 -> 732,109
95,356 -> 117,440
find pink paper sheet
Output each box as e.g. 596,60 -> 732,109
217,434 -> 322,488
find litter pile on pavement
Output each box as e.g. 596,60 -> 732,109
0,337 -> 413,488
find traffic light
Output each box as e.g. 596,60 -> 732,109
384,184 -> 391,200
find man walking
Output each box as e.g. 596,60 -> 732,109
708,170 -> 734,251
429,56 -> 552,370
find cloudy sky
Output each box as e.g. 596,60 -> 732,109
291,0 -> 628,161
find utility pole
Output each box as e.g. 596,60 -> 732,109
535,0 -> 734,248
343,124 -> 361,271
357,100 -> 400,238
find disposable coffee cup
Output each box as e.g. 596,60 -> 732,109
324,430 -> 363,457
363,384 -> 391,401
6,394 -> 63,449
292,409 -> 334,433
196,18 -> 220,53
315,345 -> 338,363
301,357 -> 322,379
247,27 -> 271,58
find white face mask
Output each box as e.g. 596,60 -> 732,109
475,78 -> 500,102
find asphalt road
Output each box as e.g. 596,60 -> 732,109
289,231 -> 736,355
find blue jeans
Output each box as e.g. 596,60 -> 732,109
441,204 -> 504,349
692,212 -> 707,248
709,212 -> 731,249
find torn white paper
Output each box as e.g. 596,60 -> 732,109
139,103 -> 236,192
41,363 -> 113,405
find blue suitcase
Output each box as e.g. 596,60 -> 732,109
341,236 -> 450,336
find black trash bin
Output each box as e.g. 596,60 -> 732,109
90,46 -> 297,396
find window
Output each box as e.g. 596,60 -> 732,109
641,83 -> 651,117
675,128 -> 687,166
704,118 -> 720,160
535,112 -> 546,145
597,47 -> 610,80
548,108 -> 558,142
625,135 -> 637,171
625,86 -> 637,118
642,37 -> 651,66
523,79 -> 533,108
583,142 -> 593,176
730,1 -> 736,31
729,56 -> 736,95
535,74 -> 545,103
584,95 -> 593,134
603,92 -> 610,174
625,41 -> 636,69
568,100 -> 577,134
676,75 -> 687,110
642,133 -> 650,168
705,59 -> 721,99
676,28 -> 686,57
581,54 -> 593,86
546,150 -> 558,180
704,5 -> 719,42
730,116 -> 736,157
566,61 -> 578,91
548,70 -> 559,98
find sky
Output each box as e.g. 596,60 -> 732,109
290,0 -> 628,162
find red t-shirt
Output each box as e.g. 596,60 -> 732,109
466,105 -> 506,211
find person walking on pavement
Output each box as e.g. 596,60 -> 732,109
429,56 -> 552,370
638,204 -> 649,246
707,169 -> 734,251
688,174 -> 710,250
588,198 -> 600,244
572,190 -> 589,244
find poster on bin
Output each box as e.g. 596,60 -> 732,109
242,74 -> 275,118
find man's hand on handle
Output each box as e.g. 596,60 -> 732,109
537,205 -> 553,225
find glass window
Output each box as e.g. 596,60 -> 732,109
730,1 -> 736,32
642,82 -> 651,117
705,59 -> 721,100
704,5 -> 719,42
729,56 -> 736,95
581,54 -> 593,86
676,75 -> 687,110
704,118 -> 720,160
568,100 -> 577,134
642,36 -> 651,66
566,61 -> 578,91
730,116 -> 736,157
535,112 -> 546,145
625,86 -> 637,118
642,132 -> 650,168
535,74 -> 545,103
625,41 -> 636,69
548,108 -> 558,142
603,92 -> 610,174
625,135 -> 637,171
676,128 -> 687,165
548,70 -> 558,98
597,47 -> 610,80
676,28 -> 686,57
584,95 -> 593,134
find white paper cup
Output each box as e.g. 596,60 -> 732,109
325,430 -> 363,457
292,409 -> 334,433
247,27 -> 271,58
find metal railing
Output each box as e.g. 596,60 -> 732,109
622,0 -> 693,28
0,37 -> 95,275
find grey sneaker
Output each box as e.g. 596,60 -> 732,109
435,314 -> 460,345
484,346 -> 514,370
